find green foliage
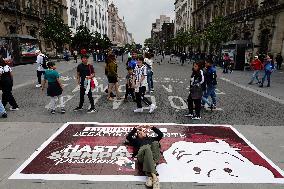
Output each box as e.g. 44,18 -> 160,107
40,14 -> 71,52
144,38 -> 154,48
72,25 -> 93,50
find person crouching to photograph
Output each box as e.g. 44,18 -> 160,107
42,62 -> 65,114
126,125 -> 163,189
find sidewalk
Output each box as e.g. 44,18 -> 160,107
218,68 -> 284,103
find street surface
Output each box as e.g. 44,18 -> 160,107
0,55 -> 284,189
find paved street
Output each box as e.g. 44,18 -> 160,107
0,56 -> 284,189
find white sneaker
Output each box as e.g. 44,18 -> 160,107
36,84 -> 42,88
192,116 -> 201,120
145,177 -> 153,187
10,107 -> 19,111
185,113 -> 193,117
134,108 -> 143,113
149,104 -> 156,113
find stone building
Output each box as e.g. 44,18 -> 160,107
108,3 -> 133,47
0,0 -> 68,54
66,0 -> 108,36
174,0 -> 194,34
190,0 -> 284,56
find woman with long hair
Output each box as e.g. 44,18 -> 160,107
106,54 -> 121,101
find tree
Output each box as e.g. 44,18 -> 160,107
40,14 -> 71,54
144,38 -> 154,49
71,25 -> 93,50
203,16 -> 232,52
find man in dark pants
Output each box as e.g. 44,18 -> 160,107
74,56 -> 96,113
276,53 -> 283,70
126,125 -> 163,189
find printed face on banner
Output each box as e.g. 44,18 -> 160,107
10,123 -> 284,183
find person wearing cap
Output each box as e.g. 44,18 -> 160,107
248,56 -> 263,85
41,62 -> 65,114
35,50 -> 47,88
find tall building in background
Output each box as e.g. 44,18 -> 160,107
66,0 -> 109,36
108,2 -> 134,46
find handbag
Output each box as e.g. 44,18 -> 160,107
88,65 -> 95,89
190,85 -> 203,99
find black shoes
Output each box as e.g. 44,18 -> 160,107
1,113 -> 7,118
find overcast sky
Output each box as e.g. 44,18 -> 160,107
111,0 -> 174,44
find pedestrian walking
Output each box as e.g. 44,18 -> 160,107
133,56 -> 156,113
124,67 -> 135,102
73,50 -> 78,63
0,58 -> 19,111
106,54 -> 121,101
126,125 -> 163,189
144,53 -> 154,93
276,53 -> 283,70
73,55 -> 96,113
201,59 -> 217,110
248,56 -> 263,85
180,52 -> 187,66
0,100 -> 7,118
41,62 -> 65,114
186,62 -> 204,120
35,50 -> 47,88
223,53 -> 231,74
259,55 -> 275,88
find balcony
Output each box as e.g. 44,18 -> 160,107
225,5 -> 258,22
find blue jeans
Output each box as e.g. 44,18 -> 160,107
250,70 -> 261,83
0,100 -> 6,115
202,85 -> 217,106
262,70 -> 272,85
147,70 -> 154,91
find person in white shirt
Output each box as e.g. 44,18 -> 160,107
35,50 -> 46,88
144,52 -> 154,94
133,56 -> 156,113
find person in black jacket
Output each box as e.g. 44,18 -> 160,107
126,125 -> 163,189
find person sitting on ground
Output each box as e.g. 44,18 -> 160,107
126,125 -> 163,189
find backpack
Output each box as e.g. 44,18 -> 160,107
40,55 -> 48,69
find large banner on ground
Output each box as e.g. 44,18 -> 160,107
10,123 -> 284,183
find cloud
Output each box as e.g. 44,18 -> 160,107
110,0 -> 174,44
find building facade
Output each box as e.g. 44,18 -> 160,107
174,0 -> 193,34
190,0 -> 284,56
0,0 -> 68,57
108,3 -> 133,47
66,0 -> 108,36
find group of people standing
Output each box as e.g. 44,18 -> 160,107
104,50 -> 156,113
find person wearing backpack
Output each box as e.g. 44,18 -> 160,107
35,50 -> 47,88
259,55 -> 274,88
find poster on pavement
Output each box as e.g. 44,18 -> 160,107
9,123 -> 284,183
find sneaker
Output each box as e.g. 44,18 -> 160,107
192,116 -> 201,120
134,108 -> 143,113
151,88 -> 155,91
185,113 -> 193,117
145,177 -> 153,187
73,107 -> 83,112
51,110 -> 56,114
149,104 -> 156,113
10,107 -> 19,111
61,108 -> 66,114
152,178 -> 160,189
35,84 -> 42,88
1,113 -> 7,118
87,108 -> 97,114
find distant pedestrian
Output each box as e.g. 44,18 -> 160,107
0,58 -> 19,111
73,50 -> 78,63
186,62 -> 204,120
133,56 -> 156,113
201,59 -> 217,110
124,67 -> 136,102
144,53 -> 154,93
248,56 -> 263,85
0,100 -> 7,118
276,53 -> 283,70
73,55 -> 96,113
42,62 -> 65,114
35,50 -> 47,88
223,53 -> 231,74
106,54 -> 121,101
180,52 -> 187,66
260,55 -> 275,88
